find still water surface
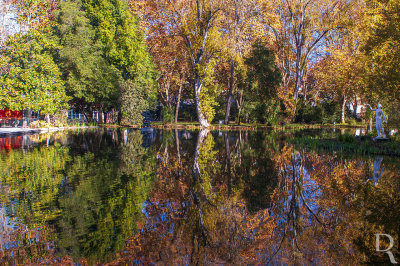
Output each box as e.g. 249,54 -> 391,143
0,128 -> 399,264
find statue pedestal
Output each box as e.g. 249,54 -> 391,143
373,137 -> 390,142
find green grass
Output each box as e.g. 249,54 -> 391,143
291,133 -> 400,157
152,121 -> 199,126
99,120 -> 370,131
67,122 -> 98,127
151,121 -> 257,129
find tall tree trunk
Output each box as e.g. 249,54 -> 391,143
175,83 -> 182,123
292,9 -> 305,122
45,114 -> 50,124
83,112 -> 90,123
194,75 -> 210,128
224,61 -> 235,125
303,68 -> 308,101
292,52 -> 302,122
294,45 -> 302,101
184,5 -> 214,128
117,111 -> 122,125
166,81 -> 170,108
341,95 -> 346,124
225,0 -> 238,125
353,96 -> 358,119
292,98 -> 298,123
234,90 -> 243,125
99,109 -> 103,124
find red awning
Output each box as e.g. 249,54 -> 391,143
0,109 -> 23,119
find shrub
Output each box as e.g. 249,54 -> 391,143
120,79 -> 157,125
260,100 -> 281,126
241,100 -> 281,125
162,106 -> 175,124
347,118 -> 358,125
30,120 -> 51,128
52,120 -> 65,127
295,99 -> 341,124
320,100 -> 341,124
179,103 -> 197,122
295,99 -> 323,124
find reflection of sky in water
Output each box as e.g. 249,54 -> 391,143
301,166 -> 322,213
1,200 -> 56,254
0,1 -> 21,35
0,205 -> 26,251
278,156 -> 322,214
141,200 -> 177,234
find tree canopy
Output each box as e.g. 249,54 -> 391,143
53,0 -> 121,115
0,30 -> 69,114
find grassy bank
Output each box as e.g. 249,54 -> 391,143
106,121 -> 368,131
291,133 -> 400,156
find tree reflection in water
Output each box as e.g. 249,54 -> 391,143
0,129 -> 399,264
0,129 -> 156,264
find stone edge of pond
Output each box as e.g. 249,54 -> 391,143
0,126 -> 99,136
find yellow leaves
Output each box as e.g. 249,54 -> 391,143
128,0 -> 147,16
311,37 -> 367,102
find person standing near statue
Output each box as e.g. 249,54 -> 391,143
366,103 -> 387,138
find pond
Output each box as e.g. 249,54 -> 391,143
0,128 -> 399,264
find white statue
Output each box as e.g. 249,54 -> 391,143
366,103 -> 387,138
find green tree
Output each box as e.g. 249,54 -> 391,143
53,0 -> 121,119
83,0 -> 152,79
82,0 -> 156,123
0,30 -> 69,114
244,43 -> 282,125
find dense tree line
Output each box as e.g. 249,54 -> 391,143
0,0 -> 156,124
135,0 -> 400,126
0,0 -> 399,127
